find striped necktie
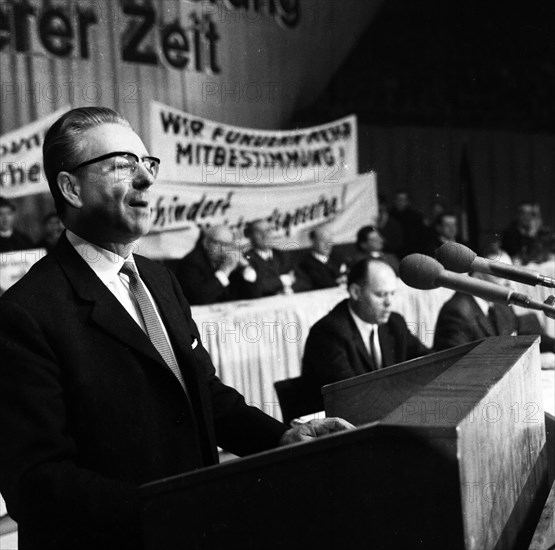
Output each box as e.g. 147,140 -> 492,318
120,261 -> 187,392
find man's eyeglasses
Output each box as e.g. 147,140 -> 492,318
67,152 -> 161,179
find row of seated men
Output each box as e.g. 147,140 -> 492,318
300,253 -> 555,410
175,219 -> 398,305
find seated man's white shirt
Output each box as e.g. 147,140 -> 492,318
348,304 -> 382,367
312,251 -> 329,264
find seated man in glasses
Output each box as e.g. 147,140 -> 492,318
0,107 -> 352,550
176,224 -> 259,305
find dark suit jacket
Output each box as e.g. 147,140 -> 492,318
302,299 -> 430,404
0,235 -> 286,550
176,243 -> 259,304
434,292 -> 555,353
296,253 -> 343,290
244,248 -> 310,296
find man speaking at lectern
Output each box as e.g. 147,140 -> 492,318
0,107 -> 351,550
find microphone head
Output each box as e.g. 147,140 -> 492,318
399,254 -> 443,290
437,242 -> 476,273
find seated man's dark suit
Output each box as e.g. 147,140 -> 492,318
434,291 -> 555,352
0,235 -> 287,550
244,248 -> 310,296
176,243 -> 259,305
302,299 -> 430,405
296,253 -> 343,290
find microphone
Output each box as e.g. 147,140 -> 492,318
436,242 -> 555,288
399,254 -> 555,318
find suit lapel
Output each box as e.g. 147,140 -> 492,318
53,235 -> 168,368
378,324 -> 396,368
344,305 -> 375,372
474,302 -> 497,337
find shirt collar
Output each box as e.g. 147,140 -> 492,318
66,230 -> 134,285
348,303 -> 378,335
473,295 -> 491,316
312,251 -> 328,264
255,248 -> 273,261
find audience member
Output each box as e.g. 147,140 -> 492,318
423,198 -> 446,228
388,189 -> 427,257
296,225 -> 347,290
377,195 -> 404,256
501,201 -> 550,264
420,211 -> 460,257
36,212 -> 65,253
176,225 -> 259,305
0,107 -> 351,550
302,259 -> 430,407
0,197 -> 34,252
243,219 -> 310,296
434,247 -> 555,359
348,225 -> 400,273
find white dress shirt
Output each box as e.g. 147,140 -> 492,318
348,304 -> 382,368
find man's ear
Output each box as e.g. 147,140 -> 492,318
348,282 -> 360,301
57,172 -> 83,209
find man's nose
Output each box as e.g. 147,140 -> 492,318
132,164 -> 155,189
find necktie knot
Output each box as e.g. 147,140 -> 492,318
120,260 -> 138,280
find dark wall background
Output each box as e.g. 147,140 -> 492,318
291,0 -> 555,246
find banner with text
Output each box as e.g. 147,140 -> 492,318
150,101 -> 358,186
0,248 -> 47,291
0,107 -> 70,198
136,172 -> 377,259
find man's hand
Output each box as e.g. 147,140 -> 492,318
279,417 -> 355,446
219,251 -> 240,276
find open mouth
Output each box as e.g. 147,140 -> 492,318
129,199 -> 150,208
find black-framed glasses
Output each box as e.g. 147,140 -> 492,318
67,152 -> 161,179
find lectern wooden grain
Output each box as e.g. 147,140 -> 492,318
141,336 -> 550,550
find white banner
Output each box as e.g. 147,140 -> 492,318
0,248 -> 47,291
150,101 -> 358,185
137,172 -> 378,259
0,107 -> 70,198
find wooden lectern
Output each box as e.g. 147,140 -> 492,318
141,336 -> 550,550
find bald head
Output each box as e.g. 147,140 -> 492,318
202,225 -> 235,264
204,225 -> 233,244
310,226 -> 334,256
348,259 -> 397,324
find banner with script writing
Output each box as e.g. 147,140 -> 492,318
136,172 -> 377,259
150,101 -> 358,186
0,107 -> 69,198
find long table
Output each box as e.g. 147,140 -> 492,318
192,283 -> 455,419
192,273 -> 555,421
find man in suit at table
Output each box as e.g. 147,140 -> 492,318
302,258 -> 430,405
176,224 -> 259,305
244,218 -> 310,296
0,107 -> 351,550
297,225 -> 347,290
434,248 -> 555,357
